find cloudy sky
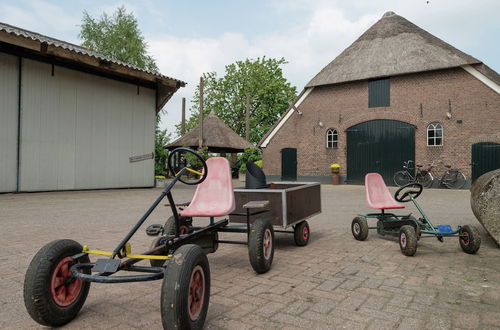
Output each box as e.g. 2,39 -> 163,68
1,0 -> 498,138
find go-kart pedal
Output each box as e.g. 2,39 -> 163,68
146,223 -> 163,236
437,225 -> 453,233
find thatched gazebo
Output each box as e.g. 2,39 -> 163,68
165,112 -> 254,153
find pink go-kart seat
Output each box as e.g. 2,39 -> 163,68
365,173 -> 405,210
180,157 -> 235,217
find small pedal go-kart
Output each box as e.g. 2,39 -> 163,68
23,147 -> 274,329
351,173 -> 481,256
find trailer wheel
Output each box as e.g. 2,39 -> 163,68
459,225 -> 481,254
351,216 -> 369,241
248,218 -> 274,274
399,225 -> 417,256
293,221 -> 310,246
23,239 -> 90,327
161,244 -> 210,330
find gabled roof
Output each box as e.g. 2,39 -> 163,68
166,112 -> 254,153
0,22 -> 185,111
306,11 -> 482,87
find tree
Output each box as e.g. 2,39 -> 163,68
79,7 -> 167,175
79,6 -> 158,72
178,57 -> 297,144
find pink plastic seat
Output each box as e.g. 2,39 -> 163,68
180,157 -> 235,217
365,173 -> 405,210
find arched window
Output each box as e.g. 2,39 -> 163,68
326,129 -> 338,148
427,123 -> 443,146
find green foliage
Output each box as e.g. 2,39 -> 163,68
177,57 -> 297,144
254,160 -> 263,168
237,148 -> 262,173
79,6 -> 158,72
155,128 -> 171,176
184,147 -> 209,172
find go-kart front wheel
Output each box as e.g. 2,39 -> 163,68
399,225 -> 418,256
23,239 -> 90,327
161,244 -> 210,330
351,216 -> 369,241
459,225 -> 481,254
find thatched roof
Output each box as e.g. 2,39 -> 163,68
306,11 -> 482,87
166,112 -> 254,153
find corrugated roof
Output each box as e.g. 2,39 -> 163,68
0,21 -> 185,86
306,11 -> 482,87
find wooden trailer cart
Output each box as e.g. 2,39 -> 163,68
229,182 -> 322,246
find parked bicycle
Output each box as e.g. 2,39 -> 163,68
437,164 -> 467,189
393,160 -> 433,187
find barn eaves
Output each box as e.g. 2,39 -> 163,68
0,22 -> 186,111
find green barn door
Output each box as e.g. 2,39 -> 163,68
347,120 -> 415,185
281,148 -> 297,181
472,142 -> 500,182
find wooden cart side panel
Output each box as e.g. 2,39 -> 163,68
229,191 -> 283,226
285,184 -> 321,226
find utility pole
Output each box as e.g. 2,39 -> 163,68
199,77 -> 204,148
181,97 -> 186,135
245,92 -> 250,141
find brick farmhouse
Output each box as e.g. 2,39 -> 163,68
259,12 -> 499,185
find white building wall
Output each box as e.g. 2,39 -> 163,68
19,59 -> 155,191
0,53 -> 18,192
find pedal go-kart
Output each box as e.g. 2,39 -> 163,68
23,147 -> 274,329
351,173 -> 481,256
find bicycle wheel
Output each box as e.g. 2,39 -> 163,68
449,171 -> 467,189
416,171 -> 434,188
393,171 -> 410,187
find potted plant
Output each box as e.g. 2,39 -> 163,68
155,175 -> 166,188
330,163 -> 341,185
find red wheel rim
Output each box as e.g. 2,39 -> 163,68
302,226 -> 309,240
353,223 -> 360,235
400,233 -> 407,248
460,231 -> 470,246
263,229 -> 272,260
180,225 -> 189,235
50,257 -> 82,307
188,265 -> 205,321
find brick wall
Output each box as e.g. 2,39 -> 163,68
263,67 -> 500,179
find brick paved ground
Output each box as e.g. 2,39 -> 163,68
1,182 -> 500,329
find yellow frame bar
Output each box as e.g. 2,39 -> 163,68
82,245 -> 172,260
175,167 -> 203,177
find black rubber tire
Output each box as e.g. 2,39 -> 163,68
149,237 -> 168,268
161,244 -> 210,330
401,215 -> 421,240
163,216 -> 192,236
393,171 -> 410,187
459,225 -> 481,254
23,239 -> 90,327
248,218 -> 274,274
293,221 -> 310,246
351,216 -> 369,241
399,225 -> 418,256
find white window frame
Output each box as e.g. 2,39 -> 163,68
427,122 -> 443,146
326,128 -> 338,148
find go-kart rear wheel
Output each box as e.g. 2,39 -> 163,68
249,217 -> 274,274
293,221 -> 310,246
163,215 -> 193,236
351,216 -> 369,241
161,244 -> 210,330
459,225 -> 481,254
399,225 -> 417,256
23,239 -> 90,327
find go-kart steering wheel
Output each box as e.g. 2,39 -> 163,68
394,182 -> 423,202
167,147 -> 208,185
